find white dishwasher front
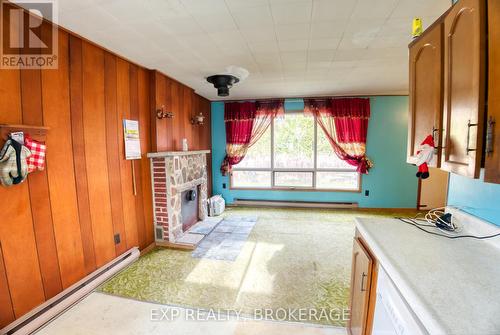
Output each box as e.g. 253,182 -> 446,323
372,266 -> 428,335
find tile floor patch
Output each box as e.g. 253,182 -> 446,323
188,217 -> 224,235
192,216 -> 258,261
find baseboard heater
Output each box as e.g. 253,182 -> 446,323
1,247 -> 140,335
231,199 -> 358,209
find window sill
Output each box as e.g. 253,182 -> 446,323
229,186 -> 362,193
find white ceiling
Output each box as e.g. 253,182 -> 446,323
52,0 -> 450,100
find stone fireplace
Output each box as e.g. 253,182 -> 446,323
147,150 -> 210,243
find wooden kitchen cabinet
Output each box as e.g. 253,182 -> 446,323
348,237 -> 376,335
407,22 -> 444,167
441,0 -> 486,178
485,0 -> 500,183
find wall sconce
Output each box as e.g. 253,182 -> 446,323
156,105 -> 174,119
190,112 -> 205,125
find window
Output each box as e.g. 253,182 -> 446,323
230,112 -> 361,191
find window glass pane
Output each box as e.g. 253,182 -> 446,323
231,171 -> 271,188
316,128 -> 354,169
316,171 -> 359,190
274,172 -> 313,187
237,127 -> 271,168
274,113 -> 314,168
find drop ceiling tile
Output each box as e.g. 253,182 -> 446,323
253,52 -> 282,63
56,0 -> 450,100
248,40 -> 280,54
391,0 -> 451,19
278,39 -> 309,52
338,32 -> 377,49
160,18 -> 205,35
98,0 -> 152,22
225,0 -> 269,10
308,38 -> 341,50
59,6 -> 120,34
147,0 -> 192,20
281,50 -> 308,63
269,0 -> 311,5
271,1 -> 313,25
59,0 -> 97,13
209,30 -> 247,48
368,35 -> 412,49
240,27 -> 277,43
275,23 -> 310,41
194,12 -> 238,32
306,62 -> 332,71
219,45 -> 253,57
328,66 -> 354,76
312,0 -> 357,21
305,70 -> 329,80
345,18 -> 385,34
180,0 -> 228,15
351,0 -> 399,19
181,34 -> 218,50
308,50 -> 335,62
230,6 -> 274,28
363,47 -> 408,59
310,21 -> 348,39
257,61 -> 282,72
330,60 -> 358,69
333,49 -> 367,62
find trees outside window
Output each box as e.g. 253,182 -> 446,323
231,112 -> 360,191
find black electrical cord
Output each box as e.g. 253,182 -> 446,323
395,217 -> 500,240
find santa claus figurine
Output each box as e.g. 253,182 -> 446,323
409,135 -> 435,179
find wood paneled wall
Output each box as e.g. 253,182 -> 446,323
0,13 -> 212,329
150,71 -> 212,193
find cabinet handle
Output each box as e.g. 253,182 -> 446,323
486,117 -> 496,156
466,120 -> 478,155
360,272 -> 368,292
432,127 -> 444,151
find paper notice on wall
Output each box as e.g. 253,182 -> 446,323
123,119 -> 141,160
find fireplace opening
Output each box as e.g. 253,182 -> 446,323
181,187 -> 199,232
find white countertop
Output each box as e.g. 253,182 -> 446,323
356,213 -> 500,335
147,150 -> 210,158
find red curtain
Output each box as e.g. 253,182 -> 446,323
221,99 -> 283,175
304,98 -> 373,174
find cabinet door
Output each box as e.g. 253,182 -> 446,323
441,0 -> 486,178
348,238 -> 374,335
485,0 -> 500,183
408,23 -> 444,167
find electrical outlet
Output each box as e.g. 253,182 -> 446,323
365,190 -> 370,196
223,183 -> 227,189
114,234 -> 121,245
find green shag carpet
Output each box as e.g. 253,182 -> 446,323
99,207 -> 418,326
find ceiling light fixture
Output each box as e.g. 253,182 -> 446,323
206,74 -> 239,97
206,66 -> 249,97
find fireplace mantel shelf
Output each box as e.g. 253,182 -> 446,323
147,150 -> 210,158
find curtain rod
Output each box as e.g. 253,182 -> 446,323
212,93 -> 407,103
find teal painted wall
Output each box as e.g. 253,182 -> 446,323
447,171 -> 500,226
211,96 -> 418,208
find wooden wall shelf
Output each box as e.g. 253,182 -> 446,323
0,124 -> 49,142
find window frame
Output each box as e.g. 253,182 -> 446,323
229,110 -> 362,192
